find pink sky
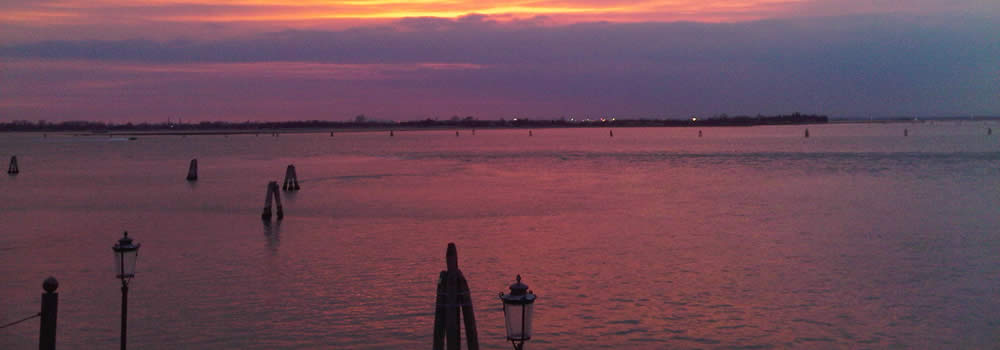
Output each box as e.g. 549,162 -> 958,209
1,1 -> 998,121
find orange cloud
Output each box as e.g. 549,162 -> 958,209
7,0 -> 806,24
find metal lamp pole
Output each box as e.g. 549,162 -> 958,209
113,232 -> 140,350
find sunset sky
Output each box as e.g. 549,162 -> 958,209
2,0 -> 998,121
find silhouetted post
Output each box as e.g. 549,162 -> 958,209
262,181 -> 284,220
282,165 -> 300,191
456,131 -> 460,137
989,128 -> 992,136
330,131 -> 334,137
39,277 -> 58,350
390,130 -> 395,137
186,159 -> 198,181
609,130 -> 614,137
529,130 -> 533,137
472,129 -> 476,136
698,130 -> 703,138
273,182 -> 284,219
8,156 -> 18,175
804,129 -> 810,138
431,243 -> 479,350
904,129 -> 908,137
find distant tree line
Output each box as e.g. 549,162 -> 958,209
0,113 -> 829,132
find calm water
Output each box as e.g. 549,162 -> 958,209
2,124 -> 999,349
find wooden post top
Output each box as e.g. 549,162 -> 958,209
446,243 -> 458,272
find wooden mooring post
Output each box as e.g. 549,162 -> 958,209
804,128 -> 810,138
282,165 -> 300,191
261,181 -> 284,220
432,243 -> 480,350
8,156 -> 19,175
186,159 -> 198,181
39,276 -> 58,350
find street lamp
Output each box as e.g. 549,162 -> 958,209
499,275 -> 536,350
112,231 -> 140,350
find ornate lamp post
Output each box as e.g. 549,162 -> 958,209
112,231 -> 140,350
499,275 -> 536,350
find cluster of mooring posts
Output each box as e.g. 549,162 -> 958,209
8,155 -> 18,175
186,159 -> 198,181
433,243 -> 479,350
282,165 -> 300,191
261,181 -> 284,220
433,243 -> 537,350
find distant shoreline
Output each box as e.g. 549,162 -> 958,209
1,114 -> 996,136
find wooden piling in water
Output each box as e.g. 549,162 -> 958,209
456,131 -> 460,137
8,156 -> 18,175
989,128 -> 993,136
698,130 -> 703,138
186,159 -> 198,181
282,165 -> 300,191
610,129 -> 614,137
904,129 -> 908,137
262,181 -> 284,220
529,130 -> 533,136
805,129 -> 810,138
390,130 -> 395,137
431,243 -> 479,350
39,277 -> 58,350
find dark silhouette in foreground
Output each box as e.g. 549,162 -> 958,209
432,243 -> 479,350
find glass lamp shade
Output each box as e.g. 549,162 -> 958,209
502,302 -> 534,341
112,232 -> 140,279
500,275 -> 536,341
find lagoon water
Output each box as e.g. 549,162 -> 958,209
2,124 -> 999,349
